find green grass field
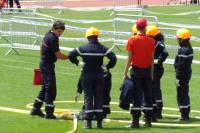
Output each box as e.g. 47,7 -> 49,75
1,5 -> 200,133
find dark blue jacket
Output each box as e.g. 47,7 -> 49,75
68,39 -> 117,73
41,31 -> 60,64
154,41 -> 168,66
119,79 -> 134,110
174,46 -> 193,77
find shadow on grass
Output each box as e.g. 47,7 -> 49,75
91,126 -> 197,132
150,126 -> 198,130
110,117 -> 130,121
158,117 -> 200,124
82,126 -> 150,132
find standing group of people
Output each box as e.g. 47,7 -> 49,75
0,0 -> 21,8
123,18 -> 193,128
30,18 -> 193,129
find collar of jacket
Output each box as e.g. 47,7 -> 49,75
88,38 -> 99,44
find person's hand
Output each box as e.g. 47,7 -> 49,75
78,61 -> 85,68
123,73 -> 129,81
75,93 -> 81,102
154,59 -> 158,64
101,64 -> 108,73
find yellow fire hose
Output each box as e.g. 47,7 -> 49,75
27,103 -> 79,133
66,113 -> 78,133
54,111 -> 79,133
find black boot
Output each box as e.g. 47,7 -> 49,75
45,114 -> 57,119
152,109 -> 158,122
30,108 -> 45,118
30,99 -> 44,118
178,108 -> 190,122
45,105 -> 57,119
85,120 -> 92,129
156,101 -> 163,119
176,112 -> 189,122
157,106 -> 163,119
157,109 -> 163,119
97,120 -> 103,129
144,118 -> 152,127
152,106 -> 158,122
130,118 -> 140,128
152,115 -> 158,122
102,113 -> 107,119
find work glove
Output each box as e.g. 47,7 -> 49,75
154,59 -> 159,64
101,64 -> 108,73
78,61 -> 85,68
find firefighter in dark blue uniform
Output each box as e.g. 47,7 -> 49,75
124,18 -> 155,128
69,27 -> 117,129
30,21 -> 68,119
146,25 -> 169,121
174,28 -> 193,121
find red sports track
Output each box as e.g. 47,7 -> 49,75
18,0 -> 178,8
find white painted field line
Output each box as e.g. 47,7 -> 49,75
36,12 -> 113,23
164,107 -> 200,113
144,9 -> 200,16
1,104 -> 200,128
2,45 -> 200,64
0,106 -> 29,114
53,100 -> 200,115
105,118 -> 200,127
0,106 -> 78,133
36,12 -> 200,29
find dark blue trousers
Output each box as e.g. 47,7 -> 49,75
81,71 -> 104,121
152,65 -> 164,116
102,72 -> 112,115
33,62 -> 57,115
176,73 -> 191,116
130,67 -> 153,120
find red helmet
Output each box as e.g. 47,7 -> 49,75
136,18 -> 147,29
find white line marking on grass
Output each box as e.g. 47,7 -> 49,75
36,12 -> 200,29
164,107 -> 200,113
27,104 -> 200,127
1,103 -> 200,128
27,101 -> 200,127
26,101 -> 200,119
52,100 -> 200,113
0,106 -> 29,114
144,9 -> 200,16
36,12 -> 113,24
105,119 -> 200,127
27,103 -> 186,119
0,106 -> 78,133
26,103 -> 80,113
